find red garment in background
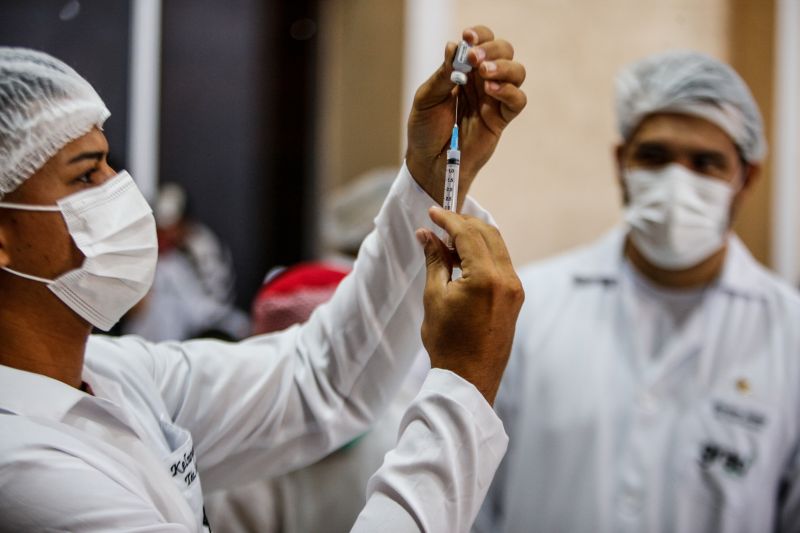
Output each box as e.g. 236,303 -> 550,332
251,262 -> 350,335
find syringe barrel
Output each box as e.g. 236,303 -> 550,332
442,149 -> 461,213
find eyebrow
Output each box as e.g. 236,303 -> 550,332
634,142 -> 727,160
68,151 -> 106,164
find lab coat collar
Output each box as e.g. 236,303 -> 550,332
0,363 -> 87,420
571,226 -> 627,284
717,233 -> 769,300
572,225 -> 768,300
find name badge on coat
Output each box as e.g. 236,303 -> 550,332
160,417 -> 211,531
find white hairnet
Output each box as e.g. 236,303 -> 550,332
0,47 -> 110,197
615,51 -> 766,163
322,167 -> 396,254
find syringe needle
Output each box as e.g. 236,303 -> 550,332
455,93 -> 459,125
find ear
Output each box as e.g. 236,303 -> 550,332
732,162 -> 760,205
614,143 -> 630,205
0,224 -> 10,268
740,162 -> 761,193
729,162 -> 761,224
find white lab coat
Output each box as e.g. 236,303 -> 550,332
474,227 -> 800,533
0,165 -> 508,533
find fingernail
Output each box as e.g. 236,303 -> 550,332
416,229 -> 429,246
472,47 -> 486,62
486,81 -> 500,92
464,28 -> 478,43
482,61 -> 496,73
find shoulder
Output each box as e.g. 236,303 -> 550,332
517,229 -> 621,304
519,244 -> 595,284
84,335 -> 187,403
727,237 -> 800,317
86,334 -> 159,378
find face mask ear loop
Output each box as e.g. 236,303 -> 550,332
0,203 -> 61,283
0,201 -> 61,212
1,266 -> 55,285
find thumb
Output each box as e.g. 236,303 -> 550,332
417,229 -> 451,295
412,41 -> 458,111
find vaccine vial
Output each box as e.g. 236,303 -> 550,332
450,40 -> 472,85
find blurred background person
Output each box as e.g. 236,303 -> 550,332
474,51 -> 800,533
321,166 -> 397,262
121,181 -> 249,341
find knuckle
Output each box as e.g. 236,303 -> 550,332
499,39 -> 514,58
520,89 -> 528,108
518,64 -> 527,84
412,85 -> 425,106
507,279 -> 525,305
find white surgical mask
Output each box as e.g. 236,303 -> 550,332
0,171 -> 157,330
623,163 -> 735,270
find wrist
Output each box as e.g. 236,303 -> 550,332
406,154 -> 443,205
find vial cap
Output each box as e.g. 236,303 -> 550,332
450,71 -> 467,85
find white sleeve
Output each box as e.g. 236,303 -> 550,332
144,164 -> 495,492
351,370 -> 509,533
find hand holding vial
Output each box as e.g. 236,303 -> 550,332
405,26 -> 527,209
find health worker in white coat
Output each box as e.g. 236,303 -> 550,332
0,25 -> 528,533
474,51 -> 800,533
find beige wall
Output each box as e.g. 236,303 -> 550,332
317,0 -> 405,192
318,0 -> 776,269
728,0 -> 775,265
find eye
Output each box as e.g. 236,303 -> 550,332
72,170 -> 97,186
692,153 -> 726,174
632,145 -> 671,167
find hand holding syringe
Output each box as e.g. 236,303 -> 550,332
442,40 -> 472,217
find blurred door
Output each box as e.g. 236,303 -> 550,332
160,0 -> 319,309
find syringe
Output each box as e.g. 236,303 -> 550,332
441,40 -> 467,256
442,123 -> 460,214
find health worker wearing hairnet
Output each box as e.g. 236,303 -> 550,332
474,51 -> 800,533
0,25 -> 528,533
